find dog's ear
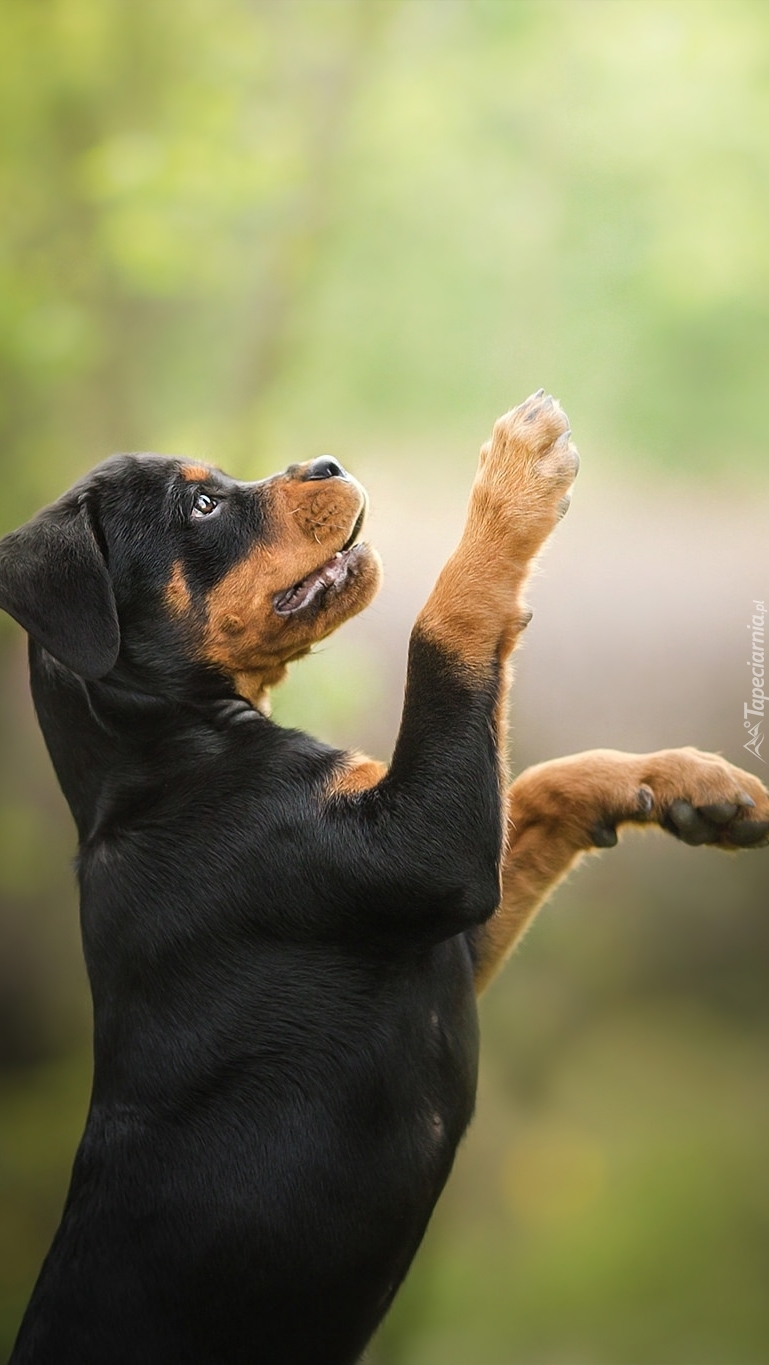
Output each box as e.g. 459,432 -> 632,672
0,497 -> 120,679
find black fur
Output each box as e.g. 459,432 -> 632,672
1,455 -> 501,1364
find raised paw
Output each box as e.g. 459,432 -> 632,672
473,391 -> 580,561
609,749 -> 769,850
415,394 -> 581,672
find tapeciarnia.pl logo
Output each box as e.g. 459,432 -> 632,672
744,599 -> 766,763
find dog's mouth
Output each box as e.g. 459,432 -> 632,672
273,509 -> 368,619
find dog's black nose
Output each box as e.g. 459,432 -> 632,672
302,457 -> 346,481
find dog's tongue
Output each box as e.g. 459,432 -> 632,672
274,551 -> 348,616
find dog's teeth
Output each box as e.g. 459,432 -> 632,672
274,546 -> 355,616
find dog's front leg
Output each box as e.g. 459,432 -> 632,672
326,393 -> 578,935
411,390 -> 577,759
472,748 -> 769,991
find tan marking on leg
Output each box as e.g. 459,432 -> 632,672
413,393 -> 578,794
416,394 -> 578,672
326,753 -> 387,798
473,748 -> 769,994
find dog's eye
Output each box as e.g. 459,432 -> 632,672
192,491 -> 218,519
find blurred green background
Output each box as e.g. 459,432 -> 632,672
1,1 -> 768,1360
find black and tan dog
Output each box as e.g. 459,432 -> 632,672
1,393 -> 767,1364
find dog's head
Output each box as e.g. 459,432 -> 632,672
0,453 -> 382,707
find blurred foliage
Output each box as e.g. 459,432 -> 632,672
1,0 -> 769,1361
1,0 -> 768,518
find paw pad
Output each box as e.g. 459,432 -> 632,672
664,796 -> 769,848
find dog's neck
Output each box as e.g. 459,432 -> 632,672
28,641 -> 272,842
229,665 -> 288,715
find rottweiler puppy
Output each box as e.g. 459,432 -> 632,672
1,392 -> 767,1364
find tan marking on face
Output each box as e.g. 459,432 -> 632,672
325,753 -> 387,799
197,472 -> 382,709
181,464 -> 213,483
165,562 -> 192,616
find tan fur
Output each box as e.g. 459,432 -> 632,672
180,464 -> 214,483
472,748 -> 769,992
326,753 -> 388,797
416,397 -> 577,671
165,562 -> 192,616
186,463 -> 382,708
415,396 -> 577,770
